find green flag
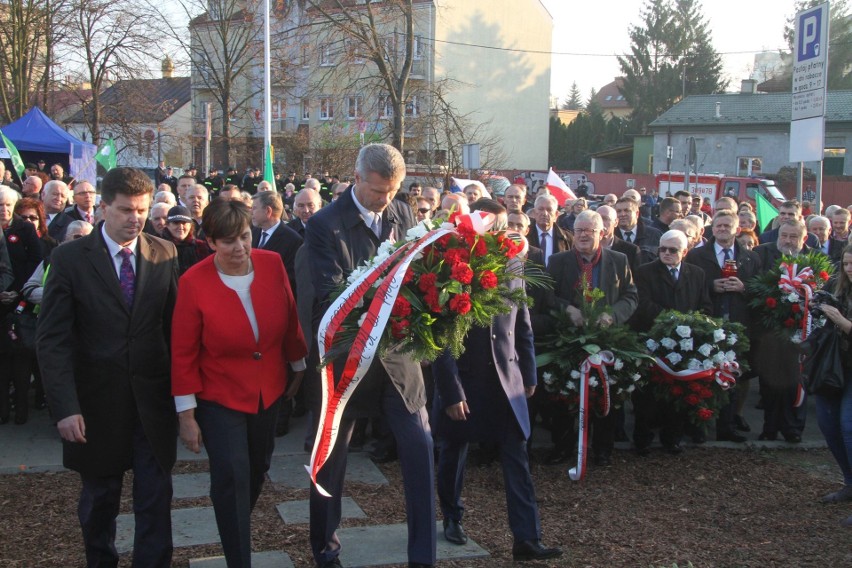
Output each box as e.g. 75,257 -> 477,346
755,192 -> 778,233
263,143 -> 277,192
95,137 -> 117,171
0,128 -> 25,180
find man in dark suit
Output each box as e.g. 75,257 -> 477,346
753,218 -> 811,443
597,205 -> 640,275
650,196 -> 682,234
66,181 -> 97,224
288,187 -> 322,238
526,193 -> 572,267
42,180 -> 73,241
632,230 -> 712,454
759,200 -> 819,247
543,210 -> 638,466
37,167 -> 179,568
305,144 -> 435,568
433,272 -> 562,562
808,215 -> 841,264
615,197 -> 662,264
686,209 -> 761,442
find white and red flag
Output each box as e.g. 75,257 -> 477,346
546,168 -> 577,206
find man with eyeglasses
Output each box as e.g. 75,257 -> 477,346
421,186 -> 441,215
686,209 -> 761,441
66,181 -> 98,224
758,200 -> 819,247
631,230 -> 712,455
414,197 -> 432,223
542,210 -> 637,467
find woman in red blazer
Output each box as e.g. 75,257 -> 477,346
172,198 -> 307,568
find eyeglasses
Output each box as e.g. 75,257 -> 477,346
658,246 -> 681,254
20,215 -> 39,222
70,233 -> 85,240
574,228 -> 598,235
417,207 -> 431,214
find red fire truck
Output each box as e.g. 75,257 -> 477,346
655,172 -> 786,209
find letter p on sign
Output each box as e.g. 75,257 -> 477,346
799,10 -> 822,59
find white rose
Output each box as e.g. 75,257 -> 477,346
589,377 -> 599,388
667,352 -> 683,365
632,373 -> 641,381
725,350 -> 737,363
626,384 -> 636,393
713,352 -> 727,364
405,223 -> 429,241
687,359 -> 702,370
787,292 -> 799,303
661,338 -> 677,350
567,382 -> 577,390
679,338 -> 694,351
727,333 -> 738,345
675,325 -> 692,338
698,344 -> 713,357
588,354 -> 602,365
703,359 -> 716,370
646,339 -> 659,352
377,240 -> 397,257
713,329 -> 726,342
614,358 -> 624,370
542,371 -> 553,384
570,370 -> 581,379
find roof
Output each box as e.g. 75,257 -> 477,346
66,77 -> 190,124
648,91 -> 852,129
593,78 -> 631,110
0,106 -> 95,153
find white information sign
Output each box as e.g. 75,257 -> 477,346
791,2 -> 830,121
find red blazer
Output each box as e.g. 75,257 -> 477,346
171,250 -> 307,413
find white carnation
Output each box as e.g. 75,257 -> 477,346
687,359 -> 702,370
713,352 -> 727,364
675,325 -> 692,338
679,338 -> 694,351
727,333 -> 738,345
661,337 -> 677,350
405,223 -> 429,241
377,240 -> 397,258
626,384 -> 636,393
588,377 -> 599,388
588,354 -> 602,365
632,373 -> 641,381
646,339 -> 659,352
667,352 -> 683,365
567,382 -> 577,390
570,370 -> 581,379
703,359 -> 716,370
787,292 -> 799,303
713,329 -> 726,342
614,358 -> 624,370
542,371 -> 553,384
725,350 -> 737,362
698,344 -> 713,357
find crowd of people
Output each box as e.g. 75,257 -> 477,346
2,148 -> 851,568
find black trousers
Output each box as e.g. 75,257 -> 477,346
0,346 -> 32,422
77,419 -> 172,568
195,397 -> 280,568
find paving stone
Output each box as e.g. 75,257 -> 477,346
172,473 -> 210,499
335,522 -> 489,567
116,507 -> 220,553
276,497 -> 366,525
268,452 -> 388,489
190,551 -> 294,568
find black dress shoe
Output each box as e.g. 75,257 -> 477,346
443,518 -> 467,545
318,558 -> 342,568
543,448 -> 572,465
821,485 -> 852,503
734,415 -> 751,432
758,432 -> 778,441
717,431 -> 747,443
663,443 -> 683,455
512,539 -> 563,561
370,447 -> 398,463
275,421 -> 289,437
783,432 -> 802,443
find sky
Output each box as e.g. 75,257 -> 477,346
539,0 -> 797,104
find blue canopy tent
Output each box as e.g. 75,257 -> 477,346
0,106 -> 96,185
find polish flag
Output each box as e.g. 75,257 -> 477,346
546,168 -> 577,206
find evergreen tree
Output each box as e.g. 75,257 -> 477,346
617,0 -> 727,134
561,81 -> 583,110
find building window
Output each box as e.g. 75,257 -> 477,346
346,40 -> 365,64
320,44 -> 334,66
301,99 -> 310,121
381,36 -> 394,61
320,97 -> 334,120
737,157 -> 761,176
378,95 -> 393,119
301,45 -> 310,67
347,96 -> 362,119
405,96 -> 419,117
413,35 -> 424,60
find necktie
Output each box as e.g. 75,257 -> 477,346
624,230 -> 633,243
670,267 -> 678,282
370,214 -> 381,238
723,248 -> 731,260
258,231 -> 269,248
540,231 -> 549,265
85,212 -> 93,224
118,248 -> 135,309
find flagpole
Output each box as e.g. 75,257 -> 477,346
263,0 -> 275,191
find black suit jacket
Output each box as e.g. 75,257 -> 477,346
47,211 -> 73,241
287,217 -> 306,238
759,227 -> 819,248
252,222 -> 303,296
37,227 -> 179,476
631,259 -> 712,332
609,237 -> 640,276
545,248 -> 638,327
685,241 -> 761,327
2,215 -> 42,300
304,189 -> 424,416
615,221 -> 661,265
526,224 -> 573,260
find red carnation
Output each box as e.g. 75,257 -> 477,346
449,293 -> 472,315
402,270 -> 415,285
479,270 -> 498,289
784,318 -> 795,328
472,238 -> 488,257
671,385 -> 684,396
456,223 -> 476,244
444,248 -> 470,266
391,296 -> 412,318
820,271 -> 830,281
418,272 -> 438,292
684,394 -> 700,406
450,263 -> 474,285
765,297 -> 777,308
697,408 -> 714,421
437,235 -> 452,248
791,303 -> 801,314
700,388 -> 713,399
448,211 -> 461,224
689,382 -> 703,393
390,318 -> 410,339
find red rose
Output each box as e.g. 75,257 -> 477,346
697,408 -> 714,421
700,388 -> 713,399
791,303 -> 801,314
450,263 -> 474,285
390,318 -> 410,339
472,238 -> 488,257
684,394 -> 700,406
765,297 -> 777,308
424,288 -> 441,312
671,385 -> 684,396
820,271 -> 830,281
479,270 -> 498,289
391,296 -> 412,318
449,292 -> 472,315
418,272 -> 438,292
784,318 -> 795,328
689,382 -> 703,393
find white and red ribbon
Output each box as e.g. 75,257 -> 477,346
778,262 -> 815,341
307,213 -> 497,496
653,357 -> 738,390
569,351 -> 614,482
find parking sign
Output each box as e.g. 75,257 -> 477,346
791,2 -> 830,121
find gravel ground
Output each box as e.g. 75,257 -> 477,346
1,447 -> 850,567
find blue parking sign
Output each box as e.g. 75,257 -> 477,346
798,7 -> 823,60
